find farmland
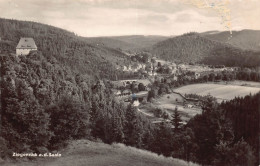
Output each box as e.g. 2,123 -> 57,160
174,83 -> 260,102
140,81 -> 260,123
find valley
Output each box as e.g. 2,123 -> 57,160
0,17 -> 259,166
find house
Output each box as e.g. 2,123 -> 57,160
195,72 -> 200,79
112,90 -> 121,96
122,66 -> 128,71
122,89 -> 131,95
16,38 -> 37,56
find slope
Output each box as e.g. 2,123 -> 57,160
151,32 -> 226,63
85,37 -> 139,51
111,35 -> 169,49
202,30 -> 260,51
151,32 -> 260,67
0,18 -> 130,80
1,140 -> 199,166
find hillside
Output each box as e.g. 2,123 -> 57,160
151,32 -> 260,67
202,30 -> 260,51
1,140 -> 198,166
151,32 -> 228,63
85,37 -> 139,51
111,35 -> 169,49
0,18 -> 131,80
85,35 -> 168,52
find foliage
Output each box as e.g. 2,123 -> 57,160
1,77 -> 52,153
47,96 -> 90,149
171,106 -> 182,132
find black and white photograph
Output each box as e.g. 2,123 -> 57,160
0,0 -> 259,165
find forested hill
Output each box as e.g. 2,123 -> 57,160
202,30 -> 260,51
151,32 -> 260,67
0,18 -> 130,80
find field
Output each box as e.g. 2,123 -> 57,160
2,140 -> 198,166
174,83 -> 260,101
139,93 -> 201,122
216,80 -> 260,88
155,93 -> 201,121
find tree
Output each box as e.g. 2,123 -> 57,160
124,104 -> 144,147
151,58 -> 156,64
158,62 -> 162,67
47,96 -> 89,148
228,139 -> 256,166
138,83 -> 145,91
162,111 -> 169,120
151,122 -> 173,156
153,108 -> 163,118
1,79 -> 52,152
214,139 -> 256,166
171,106 -> 182,132
209,73 -> 215,82
147,89 -> 155,102
203,75 -> 209,82
201,95 -> 218,113
111,110 -> 125,143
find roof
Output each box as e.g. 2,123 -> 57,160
16,38 -> 37,49
122,89 -> 131,93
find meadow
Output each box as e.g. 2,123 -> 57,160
139,93 -> 201,122
155,93 -> 201,121
2,140 -> 198,166
174,83 -> 260,101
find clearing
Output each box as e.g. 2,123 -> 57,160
155,93 -> 201,122
139,93 -> 201,122
174,83 -> 260,101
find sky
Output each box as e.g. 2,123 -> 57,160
0,0 -> 259,37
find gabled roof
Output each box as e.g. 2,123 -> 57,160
16,38 -> 37,49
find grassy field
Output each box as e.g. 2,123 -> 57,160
139,93 -> 201,122
174,83 -> 260,101
155,93 -> 201,121
216,80 -> 260,88
1,140 -> 198,166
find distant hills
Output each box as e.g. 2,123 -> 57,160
202,30 -> 260,51
150,32 -> 260,67
85,35 -> 168,52
85,29 -> 260,67
151,32 -> 223,63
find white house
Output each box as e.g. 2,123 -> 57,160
195,72 -> 200,79
16,38 -> 37,56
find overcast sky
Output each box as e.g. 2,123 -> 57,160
0,0 -> 259,37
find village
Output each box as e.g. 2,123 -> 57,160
107,51 -> 236,125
